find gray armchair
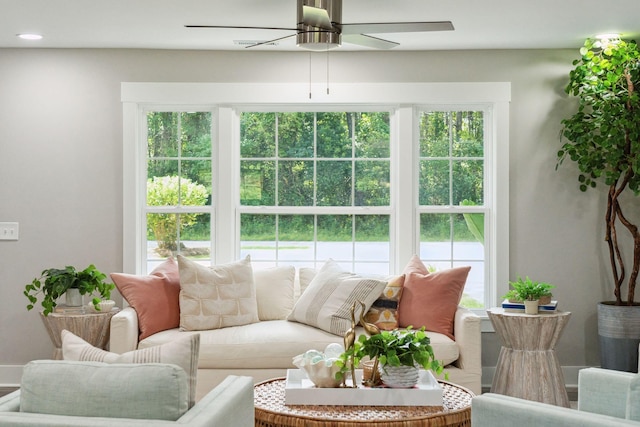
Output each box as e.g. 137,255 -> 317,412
0,360 -> 254,426
472,367 -> 640,426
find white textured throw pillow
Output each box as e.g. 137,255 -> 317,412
287,259 -> 387,336
178,255 -> 259,331
61,329 -> 199,408
254,265 -> 295,320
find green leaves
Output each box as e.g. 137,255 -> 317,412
337,327 -> 444,382
24,264 -> 114,316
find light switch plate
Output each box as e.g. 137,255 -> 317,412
0,222 -> 19,240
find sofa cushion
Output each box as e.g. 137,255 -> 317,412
399,257 -> 471,339
287,259 -> 387,336
138,320 -> 460,369
110,257 -> 180,340
178,255 -> 259,331
364,274 -> 405,331
254,265 -> 295,320
20,360 -> 189,421
61,329 -> 199,408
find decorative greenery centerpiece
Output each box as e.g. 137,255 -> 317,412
336,327 -> 444,388
24,264 -> 114,315
558,36 -> 640,306
503,276 -> 554,303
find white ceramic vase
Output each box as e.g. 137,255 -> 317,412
65,288 -> 83,307
524,299 -> 539,315
379,365 -> 420,388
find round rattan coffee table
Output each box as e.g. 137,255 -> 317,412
254,377 -> 474,427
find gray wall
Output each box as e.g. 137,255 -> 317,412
0,48 -> 625,382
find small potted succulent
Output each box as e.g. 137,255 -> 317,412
24,264 -> 114,316
503,276 -> 554,314
336,327 -> 444,388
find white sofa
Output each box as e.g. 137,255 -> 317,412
110,304 -> 482,399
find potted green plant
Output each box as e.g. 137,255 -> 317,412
558,36 -> 640,371
24,264 -> 115,316
502,276 -> 554,314
336,327 -> 444,388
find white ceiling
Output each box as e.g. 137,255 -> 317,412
2,0 -> 639,52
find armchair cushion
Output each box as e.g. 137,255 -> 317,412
20,360 -> 189,421
62,329 -> 200,408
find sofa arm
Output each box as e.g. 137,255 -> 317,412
472,393 -> 640,427
452,306 -> 481,373
578,367 -> 636,419
109,307 -> 139,354
177,375 -> 254,427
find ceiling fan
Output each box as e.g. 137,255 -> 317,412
185,0 -> 454,51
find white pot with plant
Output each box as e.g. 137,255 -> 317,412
503,276 -> 555,315
336,327 -> 444,388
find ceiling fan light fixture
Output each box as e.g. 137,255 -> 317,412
296,31 -> 341,51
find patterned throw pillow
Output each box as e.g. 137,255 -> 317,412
61,329 -> 199,408
287,259 -> 387,336
110,257 -> 180,340
364,275 -> 405,331
178,255 -> 259,331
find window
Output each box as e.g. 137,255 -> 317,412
143,111 -> 214,271
417,110 -> 488,308
239,111 -> 392,274
122,82 -> 509,316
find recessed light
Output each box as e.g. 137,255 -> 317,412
17,33 -> 43,41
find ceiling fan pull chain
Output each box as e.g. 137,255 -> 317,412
326,45 -> 330,95
309,51 -> 312,99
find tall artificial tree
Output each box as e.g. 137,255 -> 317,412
558,37 -> 640,305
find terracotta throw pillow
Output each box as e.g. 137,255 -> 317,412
178,255 -> 259,331
402,254 -> 431,275
110,258 -> 180,340
364,275 -> 405,331
398,257 -> 471,339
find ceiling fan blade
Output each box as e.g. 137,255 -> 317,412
185,25 -> 297,31
343,34 -> 399,50
302,5 -> 334,30
340,21 -> 454,35
244,33 -> 297,48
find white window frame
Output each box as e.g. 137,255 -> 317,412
122,82 -> 510,324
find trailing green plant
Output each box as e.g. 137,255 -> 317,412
335,327 -> 444,382
558,37 -> 640,305
24,264 -> 114,316
503,276 -> 554,302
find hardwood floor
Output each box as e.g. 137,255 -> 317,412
0,387 -> 18,397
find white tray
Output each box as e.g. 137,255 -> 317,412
284,369 -> 443,406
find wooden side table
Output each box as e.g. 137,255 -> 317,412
39,309 -> 119,359
487,307 -> 571,407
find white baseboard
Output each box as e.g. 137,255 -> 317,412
0,365 -> 23,387
482,365 -> 587,392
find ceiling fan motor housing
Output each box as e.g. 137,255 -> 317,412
297,0 -> 342,50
